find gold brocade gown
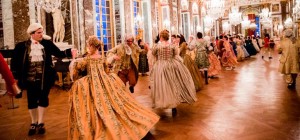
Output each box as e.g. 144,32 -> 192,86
68,57 -> 159,140
179,42 -> 204,91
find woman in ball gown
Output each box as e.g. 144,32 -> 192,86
235,35 -> 246,61
178,34 -> 204,92
221,36 -> 238,70
150,30 -> 197,114
137,39 -> 149,76
68,36 -> 159,140
206,38 -> 222,78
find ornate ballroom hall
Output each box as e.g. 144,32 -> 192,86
0,0 -> 300,140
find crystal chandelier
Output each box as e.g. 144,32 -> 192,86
205,0 -> 225,19
35,0 -> 61,13
134,14 -> 144,30
229,6 -> 242,26
222,21 -> 230,32
259,7 -> 272,25
163,19 -> 170,29
284,17 -> 293,29
249,22 -> 257,30
241,16 -> 250,29
196,25 -> 202,32
204,15 -> 214,30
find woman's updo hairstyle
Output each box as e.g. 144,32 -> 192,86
160,30 -> 169,41
87,35 -> 103,50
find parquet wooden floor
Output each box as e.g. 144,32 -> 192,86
0,53 -> 300,140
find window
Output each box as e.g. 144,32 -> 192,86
133,0 -> 140,36
172,7 -> 178,34
162,6 -> 170,31
114,0 -> 122,44
192,15 -> 199,35
142,2 -> 150,43
95,0 -> 112,51
255,16 -> 260,36
181,13 -> 190,41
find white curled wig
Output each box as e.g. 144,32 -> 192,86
124,34 -> 134,42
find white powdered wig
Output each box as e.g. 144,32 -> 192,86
27,23 -> 43,34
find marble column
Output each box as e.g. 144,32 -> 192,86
169,0 -> 173,33
12,0 -> 30,45
70,0 -> 79,50
28,0 -> 37,24
189,1 -> 193,35
83,0 -> 94,41
2,0 -> 15,49
78,0 -> 85,53
151,0 -> 158,42
124,0 -> 133,34
178,1 -> 182,33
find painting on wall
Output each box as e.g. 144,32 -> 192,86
272,3 -> 280,13
272,16 -> 281,37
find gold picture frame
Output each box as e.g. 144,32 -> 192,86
272,3 -> 280,13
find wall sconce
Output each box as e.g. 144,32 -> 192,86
135,14 -> 144,29
284,17 -> 293,29
163,19 -> 170,29
196,25 -> 202,32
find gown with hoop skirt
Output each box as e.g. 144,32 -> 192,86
68,56 -> 159,140
150,43 -> 197,109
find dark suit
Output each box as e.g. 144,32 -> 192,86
11,39 -> 72,108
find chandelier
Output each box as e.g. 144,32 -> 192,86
204,15 -> 214,30
134,14 -> 144,29
222,21 -> 230,32
259,7 -> 272,25
196,25 -> 202,32
284,17 -> 293,29
241,16 -> 250,29
205,0 -> 225,19
35,0 -> 61,13
249,22 -> 257,30
229,6 -> 242,26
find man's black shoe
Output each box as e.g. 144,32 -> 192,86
37,123 -> 46,134
28,123 -> 37,136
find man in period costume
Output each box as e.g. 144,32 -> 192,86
10,23 -> 74,136
278,29 -> 300,89
107,34 -> 141,93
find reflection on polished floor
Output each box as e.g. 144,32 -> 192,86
0,53 -> 300,140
